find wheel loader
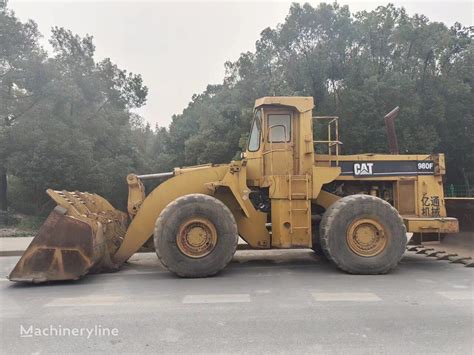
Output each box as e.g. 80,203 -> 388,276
9,96 -> 461,283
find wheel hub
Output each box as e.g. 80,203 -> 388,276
346,218 -> 387,257
176,218 -> 217,258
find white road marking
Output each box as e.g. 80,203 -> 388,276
416,278 -> 436,284
312,292 -> 381,301
182,294 -> 251,304
116,270 -> 160,275
437,291 -> 474,300
44,295 -> 124,307
158,328 -> 183,342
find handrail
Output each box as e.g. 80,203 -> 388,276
313,116 -> 341,165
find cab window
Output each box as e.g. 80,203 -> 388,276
248,110 -> 262,151
268,113 -> 291,142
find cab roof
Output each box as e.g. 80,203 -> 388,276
254,96 -> 314,113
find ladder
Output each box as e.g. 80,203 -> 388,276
288,174 -> 311,245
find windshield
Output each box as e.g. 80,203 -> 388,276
247,110 -> 262,151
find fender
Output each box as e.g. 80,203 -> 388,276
113,165 -> 228,264
211,162 -> 271,248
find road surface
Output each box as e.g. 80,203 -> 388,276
1,250 -> 473,354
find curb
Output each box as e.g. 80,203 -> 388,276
0,237 -> 34,257
0,251 -> 24,257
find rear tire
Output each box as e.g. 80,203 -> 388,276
320,195 -> 407,274
154,194 -> 238,277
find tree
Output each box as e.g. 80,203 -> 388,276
151,2 -> 472,188
0,7 -> 46,217
1,10 -> 148,214
2,2 -> 472,219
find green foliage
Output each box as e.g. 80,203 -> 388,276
1,2 -> 472,217
150,2 -> 472,185
1,9 -> 148,212
15,215 -> 44,231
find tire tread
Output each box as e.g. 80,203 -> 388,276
154,194 -> 238,278
319,194 -> 407,274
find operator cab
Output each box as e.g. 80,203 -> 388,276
243,97 -> 315,185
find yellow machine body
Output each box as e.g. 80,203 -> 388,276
9,96 -> 460,282
113,96 -> 459,261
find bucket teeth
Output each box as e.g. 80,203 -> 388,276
416,248 -> 434,254
436,253 -> 457,260
449,256 -> 472,264
426,250 -> 444,257
406,244 -> 472,267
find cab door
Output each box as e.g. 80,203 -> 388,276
263,109 -> 294,177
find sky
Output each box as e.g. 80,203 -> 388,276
9,0 -> 474,127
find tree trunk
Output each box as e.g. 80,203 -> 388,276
0,168 -> 7,212
0,167 -> 7,225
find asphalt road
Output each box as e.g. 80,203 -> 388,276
1,250 -> 473,354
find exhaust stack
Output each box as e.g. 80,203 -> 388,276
384,106 -> 400,154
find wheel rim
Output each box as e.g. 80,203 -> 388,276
176,218 -> 217,258
346,218 -> 387,257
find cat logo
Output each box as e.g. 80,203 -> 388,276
354,163 -> 374,176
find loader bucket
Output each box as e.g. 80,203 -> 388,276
9,189 -> 128,283
9,207 -> 105,282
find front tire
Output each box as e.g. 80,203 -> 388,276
320,195 -> 407,274
154,194 -> 238,277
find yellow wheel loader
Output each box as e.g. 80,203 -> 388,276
9,96 -> 461,282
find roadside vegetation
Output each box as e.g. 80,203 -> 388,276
1,2 -> 472,233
